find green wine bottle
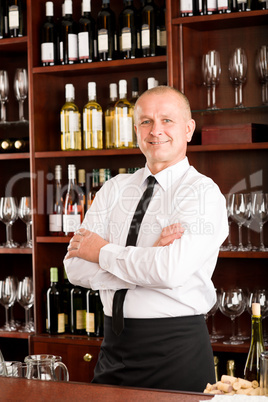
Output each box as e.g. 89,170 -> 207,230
244,302 -> 264,382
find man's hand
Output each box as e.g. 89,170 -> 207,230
153,223 -> 184,247
65,228 -> 108,263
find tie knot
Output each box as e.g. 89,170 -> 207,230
147,176 -> 157,187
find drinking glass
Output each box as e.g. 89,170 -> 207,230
0,361 -> 22,377
256,45 -> 268,105
17,277 -> 34,333
219,288 -> 246,345
230,193 -> 251,252
14,68 -> 28,121
0,277 -> 17,332
229,48 -> 247,108
210,290 -> 224,341
251,193 -> 268,252
0,197 -> 19,248
0,70 -> 9,123
18,196 -> 32,248
202,50 -> 221,110
220,193 -> 236,251
248,289 -> 268,346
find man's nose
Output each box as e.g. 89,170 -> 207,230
150,122 -> 163,135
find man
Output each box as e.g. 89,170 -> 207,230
64,86 -> 228,392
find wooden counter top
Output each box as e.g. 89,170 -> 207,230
0,377 -> 213,401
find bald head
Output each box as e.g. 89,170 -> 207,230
134,86 -> 192,124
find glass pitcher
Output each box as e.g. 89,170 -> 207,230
24,354 -> 69,381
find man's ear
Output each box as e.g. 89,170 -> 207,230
186,119 -> 196,143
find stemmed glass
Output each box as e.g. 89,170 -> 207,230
14,68 -> 28,121
229,48 -> 247,108
229,193 -> 251,252
256,45 -> 268,105
0,277 -> 17,332
0,70 -> 9,123
219,288 -> 246,345
251,192 -> 268,252
0,197 -> 19,248
17,277 -> 34,333
247,289 -> 268,346
202,50 -> 221,110
18,196 -> 32,248
220,194 -> 236,251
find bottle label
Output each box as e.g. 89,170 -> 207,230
86,312 -> 95,333
207,0 -> 217,11
78,32 -> 89,59
58,313 -> 65,333
121,28 -> 131,52
9,6 -> 19,29
61,111 -> 79,133
60,41 -> 63,62
98,29 -> 108,53
76,309 -> 86,330
119,116 -> 133,145
41,43 -> 55,63
180,0 -> 193,13
141,25 -> 150,49
92,110 -> 103,132
217,0 -> 228,8
160,30 -> 167,47
63,214 -> 81,234
49,214 -> 62,233
68,33 -> 78,61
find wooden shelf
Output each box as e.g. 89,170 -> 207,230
0,247 -> 32,254
36,236 -> 70,243
219,251 -> 268,258
0,36 -> 27,53
0,331 -> 30,340
172,10 -> 268,30
187,142 -> 268,152
0,153 -> 30,160
35,148 -> 143,158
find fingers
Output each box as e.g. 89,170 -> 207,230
161,223 -> 184,236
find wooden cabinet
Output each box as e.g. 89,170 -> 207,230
0,0 -> 267,382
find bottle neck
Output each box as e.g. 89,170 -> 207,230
251,315 -> 264,345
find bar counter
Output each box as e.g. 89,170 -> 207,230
1,377 -> 213,401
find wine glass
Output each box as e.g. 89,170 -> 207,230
0,197 -> 19,248
0,70 -> 9,123
210,290 -> 224,341
0,277 -> 17,332
229,48 -> 247,108
229,193 -> 251,252
17,277 -> 34,333
18,196 -> 32,248
219,288 -> 246,345
220,193 -> 237,251
14,68 -> 28,121
251,192 -> 268,252
256,45 -> 268,105
248,289 -> 268,346
202,50 -> 221,110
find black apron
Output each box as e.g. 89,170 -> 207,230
92,314 -> 215,392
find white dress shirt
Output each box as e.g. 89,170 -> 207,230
64,157 -> 228,319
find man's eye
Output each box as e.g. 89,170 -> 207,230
164,119 -> 172,123
141,120 -> 150,125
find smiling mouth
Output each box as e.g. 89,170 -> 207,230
149,140 -> 169,145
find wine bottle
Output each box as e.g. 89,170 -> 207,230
14,137 -> 29,152
60,0 -> 78,65
147,76 -> 157,89
214,356 -> 219,382
217,0 -> 231,13
70,286 -> 86,335
8,0 -> 23,37
47,267 -> 65,335
62,269 -> 72,333
60,83 -> 82,151
203,0 -> 218,14
41,2 -> 57,66
114,79 -> 134,149
88,168 -> 105,208
97,0 -> 117,61
78,168 -> 86,220
244,302 -> 265,382
119,0 -> 139,59
156,0 -> 167,54
129,77 -> 139,148
63,164 -> 83,236
0,0 -> 9,38
86,289 -> 104,337
237,0 -> 247,10
78,0 -> 96,63
83,82 -> 103,150
141,0 -> 157,57
49,165 -> 63,236
180,0 -> 193,16
105,82 -> 117,149
227,360 -> 235,377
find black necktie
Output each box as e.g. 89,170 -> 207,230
112,176 -> 157,336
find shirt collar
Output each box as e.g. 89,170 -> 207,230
142,157 -> 190,191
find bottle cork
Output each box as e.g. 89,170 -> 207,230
252,302 -> 261,316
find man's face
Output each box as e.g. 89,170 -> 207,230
134,91 -> 195,174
